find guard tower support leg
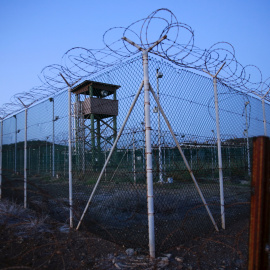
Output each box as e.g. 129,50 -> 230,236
89,85 -> 96,168
113,91 -> 117,143
97,118 -> 101,168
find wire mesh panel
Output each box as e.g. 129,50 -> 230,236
71,56 -> 258,251
1,55 -> 269,253
71,57 -> 150,249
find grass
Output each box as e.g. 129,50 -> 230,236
0,199 -> 27,218
0,199 -> 50,232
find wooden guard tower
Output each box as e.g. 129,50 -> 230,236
71,80 -> 120,171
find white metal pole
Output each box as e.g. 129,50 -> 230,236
149,85 -> 219,231
0,120 -> 3,200
59,75 -> 81,225
211,145 -> 214,179
82,118 -> 85,174
122,35 -> 166,259
261,88 -> 270,136
203,63 -> 225,230
46,138 -> 48,173
104,146 -> 107,181
156,70 -> 163,183
143,139 -> 145,171
141,123 -> 145,171
24,109 -> 27,208
52,99 -> 55,177
213,77 -> 225,229
14,115 -> 17,173
245,102 -> 251,176
133,130 -> 136,184
28,147 -> 30,175
142,50 -> 155,258
163,136 -> 165,171
190,147 -> 193,169
68,87 -> 73,228
76,81 -> 144,231
262,99 -> 267,136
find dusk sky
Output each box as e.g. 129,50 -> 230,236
0,0 -> 269,111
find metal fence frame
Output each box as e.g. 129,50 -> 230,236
0,54 -> 269,257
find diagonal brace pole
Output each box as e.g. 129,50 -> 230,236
76,80 -> 144,230
149,84 -> 219,231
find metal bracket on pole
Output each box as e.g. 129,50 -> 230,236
122,35 -> 167,53
149,85 -> 219,231
202,62 -> 226,229
245,88 -> 269,137
76,81 -> 144,231
59,73 -> 81,228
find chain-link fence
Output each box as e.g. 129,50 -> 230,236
1,55 -> 269,253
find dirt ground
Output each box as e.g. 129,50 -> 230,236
0,199 -> 249,270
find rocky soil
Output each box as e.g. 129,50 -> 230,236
0,199 -> 249,269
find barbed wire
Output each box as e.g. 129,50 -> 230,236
0,8 -> 269,119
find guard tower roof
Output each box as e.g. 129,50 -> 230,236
71,80 -> 120,97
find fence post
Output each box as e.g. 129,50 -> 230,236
14,115 -> 17,173
59,74 -> 81,228
68,86 -> 73,228
248,136 -> 270,270
244,102 -> 251,176
50,98 -> 55,178
17,98 -> 35,208
122,35 -> 167,259
261,88 -> 270,136
133,129 -> 136,184
203,63 -> 226,229
262,99 -> 267,136
142,50 -> 156,258
24,108 -> 28,208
